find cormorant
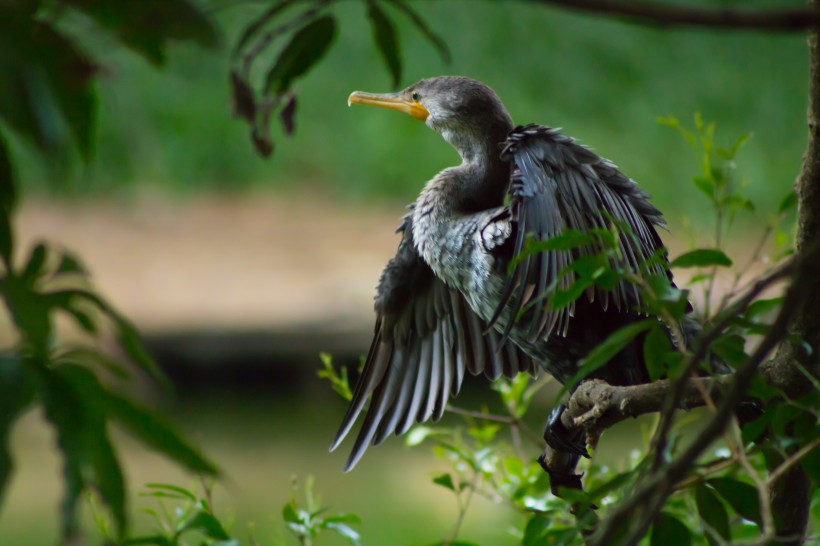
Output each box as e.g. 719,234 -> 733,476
330,76 -> 680,472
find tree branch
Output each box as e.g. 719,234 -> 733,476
559,376 -> 734,435
531,0 -> 820,32
588,248 -> 814,545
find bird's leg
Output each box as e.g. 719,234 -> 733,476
538,405 -> 593,500
538,447 -> 583,497
543,404 -> 590,458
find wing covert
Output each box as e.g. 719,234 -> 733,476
490,124 -> 669,343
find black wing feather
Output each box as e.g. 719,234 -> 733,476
490,124 -> 668,341
331,214 -> 538,471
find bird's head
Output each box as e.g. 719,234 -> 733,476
348,76 -> 514,161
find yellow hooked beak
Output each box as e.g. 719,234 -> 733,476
347,91 -> 429,122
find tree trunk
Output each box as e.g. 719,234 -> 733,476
760,6 -> 820,542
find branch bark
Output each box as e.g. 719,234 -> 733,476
532,0 -> 820,31
759,5 -> 820,541
559,376 -> 734,434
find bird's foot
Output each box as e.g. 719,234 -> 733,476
537,448 -> 598,512
538,450 -> 584,496
544,405 -> 590,459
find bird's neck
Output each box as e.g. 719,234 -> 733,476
433,121 -> 513,213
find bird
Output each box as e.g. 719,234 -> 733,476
330,75 -> 684,473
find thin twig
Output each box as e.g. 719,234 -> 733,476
448,468 -> 481,545
649,257 -> 794,470
591,237 -> 820,546
767,437 -> 820,487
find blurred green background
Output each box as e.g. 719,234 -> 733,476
15,0 -> 808,214
2,0 -> 811,544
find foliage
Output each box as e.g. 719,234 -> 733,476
0,214 -> 218,542
0,1 -> 817,544
0,0 -> 221,542
103,478 -> 361,546
229,0 -> 449,157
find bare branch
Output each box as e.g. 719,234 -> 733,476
531,0 -> 820,32
559,376 -> 734,434
768,437 -> 820,487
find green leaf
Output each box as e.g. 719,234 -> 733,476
34,24 -> 98,161
722,195 -> 755,212
670,249 -> 732,268
144,483 -> 197,502
550,276 -> 594,310
56,251 -> 86,275
56,347 -> 129,380
3,278 -> 53,355
712,334 -> 747,368
745,297 -> 783,319
366,0 -> 402,88
0,132 -> 15,216
425,542 -> 483,546
692,176 -> 715,200
62,0 -> 219,66
695,484 -> 730,545
282,501 -> 299,523
386,0 -> 451,63
0,355 -> 34,509
643,324 -> 671,381
432,472 -> 456,491
232,0 -> 297,58
778,191 -> 797,215
264,15 -> 337,94
100,387 -> 218,476
115,318 -> 166,385
651,512 -> 692,546
518,228 -> 597,261
323,520 -> 361,546
323,513 -> 362,525
0,30 -> 61,152
45,289 -> 166,384
589,470 -> 634,501
405,425 -> 444,446
564,320 -> 655,391
177,510 -> 230,540
32,363 -> 127,539
522,513 -> 549,546
317,352 -> 352,401
123,534 -> 174,546
657,115 -> 695,146
741,414 -> 770,445
21,243 -> 47,285
800,440 -> 820,486
708,477 -> 762,525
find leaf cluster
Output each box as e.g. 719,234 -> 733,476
0,210 -> 218,542
0,0 -> 219,202
117,477 -> 361,546
229,0 -> 449,158
0,4 -> 223,541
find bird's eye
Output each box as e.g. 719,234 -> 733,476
411,92 -> 420,101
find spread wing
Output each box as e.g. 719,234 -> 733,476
330,214 -> 538,471
489,124 -> 669,342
